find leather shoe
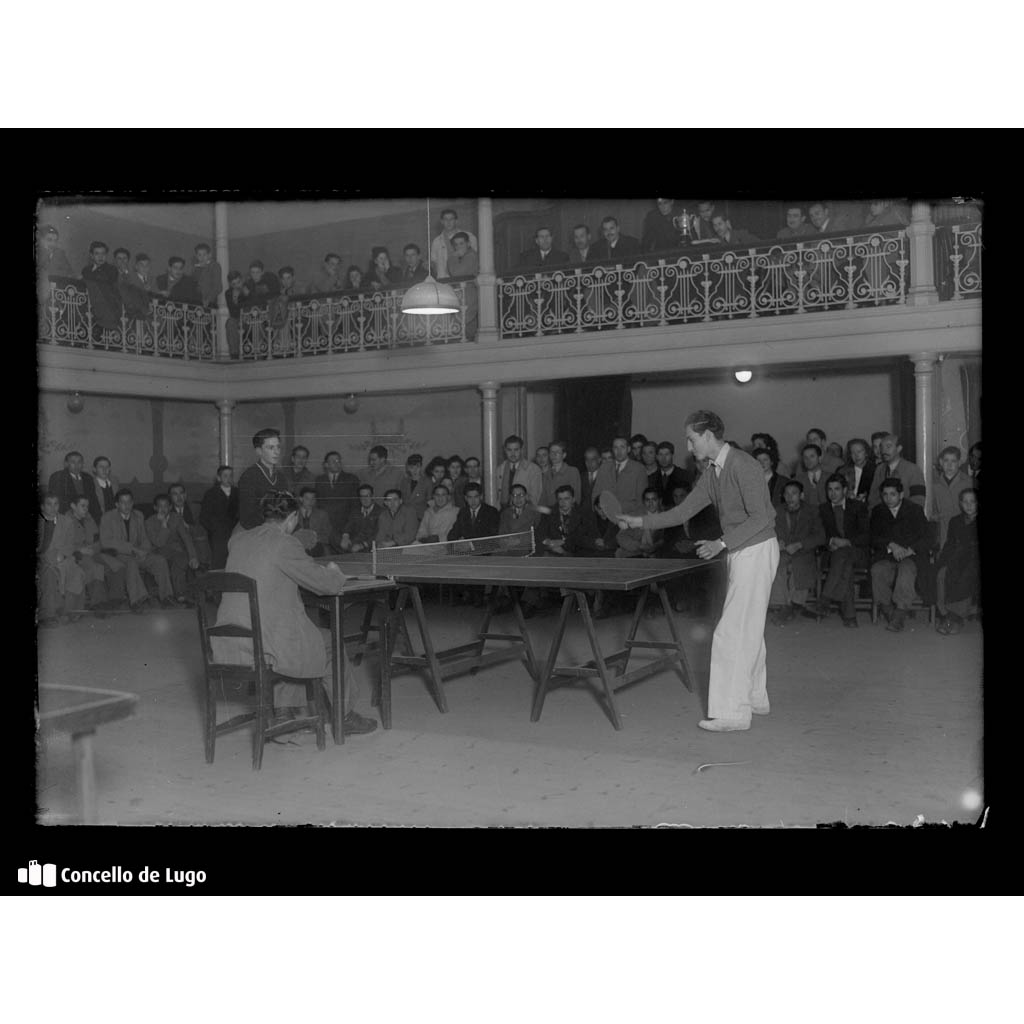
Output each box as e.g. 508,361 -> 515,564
698,718 -> 751,732
343,711 -> 378,735
886,608 -> 906,632
842,617 -> 859,628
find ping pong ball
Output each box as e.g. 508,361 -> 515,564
960,788 -> 982,811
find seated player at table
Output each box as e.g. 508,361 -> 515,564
449,482 -> 500,540
338,485 -> 381,554
212,490 -> 377,734
145,493 -> 200,606
375,489 -> 419,548
615,487 -> 664,558
818,473 -> 870,627
768,480 -> 825,624
869,477 -> 929,633
934,487 -> 979,636
294,486 -> 336,557
416,484 -> 458,543
498,483 -> 543,536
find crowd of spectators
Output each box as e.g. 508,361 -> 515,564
39,422 -> 980,634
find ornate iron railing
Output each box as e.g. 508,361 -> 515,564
948,224 -> 982,300
497,230 -> 911,336
38,280 -> 217,359
238,280 -> 472,359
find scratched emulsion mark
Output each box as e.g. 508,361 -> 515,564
694,761 -> 752,775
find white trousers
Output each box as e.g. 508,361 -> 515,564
708,537 -> 780,723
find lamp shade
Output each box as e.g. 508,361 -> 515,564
401,274 -> 461,315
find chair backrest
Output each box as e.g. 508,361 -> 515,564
192,571 -> 267,672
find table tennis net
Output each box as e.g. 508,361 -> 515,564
372,529 -> 535,574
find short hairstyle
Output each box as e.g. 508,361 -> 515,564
825,473 -> 848,489
440,208 -> 457,219
260,490 -> 299,521
345,265 -> 362,281
432,484 -> 449,496
810,200 -> 829,211
278,265 -> 295,277
463,482 -> 483,496
89,241 -> 108,253
194,242 -> 212,253
510,483 -> 528,495
870,431 -> 889,443
656,441 -> 675,455
227,270 -> 243,283
291,445 -> 309,458
572,223 -> 590,235
113,247 -> 130,259
216,464 -> 232,476
554,485 -> 575,498
358,484 -> 374,496
403,243 -> 421,255
406,454 -> 423,466
684,410 -> 725,440
880,477 -> 904,493
324,450 -> 342,461
298,485 -> 317,497
65,451 -> 83,462
447,455 -> 463,467
846,437 -> 870,455
751,446 -> 779,471
548,440 -> 567,453
802,443 -> 823,457
536,226 -> 553,236
70,493 -> 90,507
168,257 -> 185,269
451,231 -> 470,245
629,433 -> 648,446
969,441 -> 982,454
938,445 -> 962,460
168,483 -> 186,494
601,216 -> 619,228
249,260 -> 264,271
93,455 -> 111,468
135,253 -> 151,265
153,492 -> 171,506
807,427 -> 827,441
642,487 -> 660,500
884,433 -> 902,447
464,456 -> 480,466
960,487 -> 978,503
369,445 -> 388,460
371,246 -> 389,260
115,487 -> 133,500
384,488 -> 402,500
41,491 -> 60,505
783,480 -> 804,494
504,434 -> 524,448
252,428 -> 280,449
324,252 -> 341,263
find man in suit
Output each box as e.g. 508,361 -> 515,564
808,201 -> 852,235
806,429 -> 844,476
48,451 -> 95,514
689,201 -> 718,242
651,441 -> 691,508
935,487 -> 979,635
568,225 -> 596,266
154,257 -> 203,305
375,489 -> 419,548
496,435 -> 543,508
449,482 -> 500,541
199,465 -> 239,570
776,205 -> 816,240
306,253 -> 344,295
517,227 -> 569,271
869,478 -> 930,632
538,485 -> 592,556
37,493 -> 90,626
99,488 -> 174,611
591,217 -> 641,263
119,253 -> 155,320
578,447 -> 602,531
292,487 -> 336,557
239,260 -> 281,308
842,438 -> 876,505
339,484 -> 381,554
867,434 -> 927,509
793,444 -> 830,508
88,455 -> 120,524
709,214 -> 759,248
168,482 -> 211,567
145,493 -> 200,604
819,474 -> 870,627
768,480 -> 825,623
593,435 -> 648,515
190,243 -> 223,310
399,244 -> 428,287
37,225 -> 73,306
212,490 -> 377,734
641,198 -> 683,253
81,241 -> 123,333
360,445 -> 406,500
498,483 -> 543,537
283,445 -> 315,492
315,451 -> 361,539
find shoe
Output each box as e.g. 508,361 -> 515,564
842,617 -> 859,628
877,603 -> 893,624
343,711 -> 378,735
698,718 -> 751,732
751,705 -> 770,716
886,608 -> 906,632
800,608 -> 820,622
944,613 -> 963,636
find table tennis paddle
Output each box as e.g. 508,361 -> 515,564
598,490 -> 623,520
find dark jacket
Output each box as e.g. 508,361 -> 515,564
398,263 -> 428,287
936,514 -> 979,604
199,484 -> 240,569
314,471 -> 361,533
869,499 -> 929,563
449,502 -> 500,541
819,499 -> 870,551
155,273 -> 203,305
47,468 -> 96,515
240,272 -> 281,307
649,465 -> 692,509
841,461 -> 878,502
590,235 -> 641,263
641,209 -> 682,253
517,247 -> 570,271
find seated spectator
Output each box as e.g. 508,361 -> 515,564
776,204 -> 815,240
155,257 -> 203,305
113,247 -> 132,284
768,480 -> 825,623
307,253 -> 344,295
538,484 -> 598,557
752,447 -> 789,506
120,253 -> 155,321
517,227 -> 569,270
37,493 -> 92,626
750,432 -> 781,465
642,198 -> 683,253
65,493 -> 116,615
402,454 -> 431,521
239,260 -> 280,307
651,442 -> 691,509
869,478 -> 929,632
399,244 -> 428,287
568,224 -> 596,266
805,428 -> 844,475
793,444 -> 829,508
934,488 -> 979,636
818,474 -> 870,627
293,486 -> 336,557
36,225 -> 73,302
930,446 -> 972,548
99,487 -> 173,612
49,450 -> 94,514
89,455 -> 120,525
316,451 -> 361,538
191,243 -> 223,309
808,201 -> 853,235
417,484 -> 458,543
690,201 -> 718,242
842,437 -> 876,504
862,199 -> 909,230
592,498 -> 620,557
431,208 -> 478,281
375,489 -> 419,548
539,441 -> 582,514
709,213 -> 759,248
867,433 -> 927,508
591,216 -> 640,263
145,493 -> 200,604
283,445 -> 314,491
449,482 -> 500,541
344,265 -> 364,292
223,270 -> 245,357
168,482 -> 209,565
361,444 -> 406,498
629,434 -> 649,461
81,241 -> 122,333
967,441 -> 981,486
366,247 -> 401,291
616,488 -> 664,558
499,483 -> 543,536
339,484 -> 381,554
199,465 -> 239,570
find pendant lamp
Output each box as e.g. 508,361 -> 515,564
401,197 -> 461,315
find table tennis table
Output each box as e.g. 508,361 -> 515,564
320,554 -> 713,730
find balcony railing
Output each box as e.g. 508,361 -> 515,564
38,279 -> 217,359
238,280 -> 473,359
498,229 -> 912,336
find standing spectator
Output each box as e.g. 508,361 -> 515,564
338,484 -> 381,554
539,441 -> 581,514
239,261 -> 280,307
533,446 -> 551,473
88,455 -> 120,525
651,441 -> 691,509
818,474 -> 870,627
399,244 -> 428,286
145,493 -> 199,605
113,248 -> 132,284
869,478 -> 929,632
710,214 -> 759,248
496,435 -> 543,508
579,446 -> 602,530
447,231 -> 479,338
930,446 -> 972,548
48,451 -> 95,514
155,257 -> 203,305
776,205 -> 815,240
464,455 -> 483,491
278,266 -> 301,297
307,253 -> 344,295
752,447 -> 789,506
223,270 -> 245,358
199,465 -> 239,570
316,451 -> 361,538
98,488 -> 174,611
967,442 -> 981,486
366,247 -> 401,290
641,198 -> 682,253
120,253 -> 154,321
934,488 -> 979,635
806,428 -> 843,475
593,435 -> 648,515
870,431 -> 888,463
793,443 -> 829,508
283,445 -> 315,491
591,216 -> 640,263
360,445 -> 406,497
37,225 -> 73,304
430,208 -> 478,281
81,241 -> 122,334
640,441 -> 658,483
867,434 -> 927,508
238,428 -> 286,530
375,489 -> 419,548
568,224 -> 596,266
628,434 -> 648,461
842,437 -> 876,504
402,454 -> 431,521
37,493 -> 86,626
190,243 -> 223,309
517,227 -> 569,270
768,480 -> 825,623
344,266 -> 364,292
690,201 -> 718,242
65,494 -> 114,616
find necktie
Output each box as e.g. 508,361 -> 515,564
42,518 -> 55,551
835,505 -> 844,537
812,471 -> 819,485
471,509 -> 477,523
123,516 -> 131,541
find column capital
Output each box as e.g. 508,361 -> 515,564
216,398 -> 236,411
910,351 -> 938,371
478,381 -> 500,397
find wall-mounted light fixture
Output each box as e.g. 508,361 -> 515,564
67,391 -> 84,413
343,394 -> 360,414
734,369 -> 753,384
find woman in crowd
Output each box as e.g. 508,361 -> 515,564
344,265 -> 365,292
365,247 -> 401,291
447,456 -> 467,507
842,437 -> 876,503
934,488 -> 979,636
752,447 -> 789,506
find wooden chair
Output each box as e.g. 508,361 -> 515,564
812,548 -> 873,621
193,571 -> 328,770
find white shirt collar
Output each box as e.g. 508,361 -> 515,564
713,444 -> 731,473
